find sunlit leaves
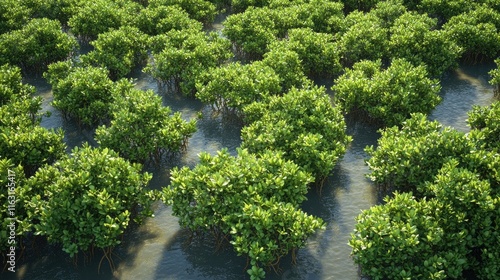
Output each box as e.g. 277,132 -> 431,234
164,148 -> 322,279
388,12 -> 462,77
133,4 -> 202,35
195,61 -> 281,112
81,26 -> 149,80
0,18 -> 77,73
68,0 -> 141,40
443,6 -> 500,62
333,59 -> 441,126
468,101 -> 500,151
27,144 -> 155,257
365,113 -> 471,193
45,63 -> 115,126
489,58 -> 500,94
269,28 -> 342,77
352,159 -> 500,279
95,86 -> 197,164
145,29 -> 231,95
242,86 -> 351,181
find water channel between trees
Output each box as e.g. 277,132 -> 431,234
5,61 -> 495,280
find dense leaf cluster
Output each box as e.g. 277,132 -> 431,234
96,84 -> 197,164
242,86 -> 351,181
353,104 -> 500,279
164,149 -> 325,279
333,59 -> 441,126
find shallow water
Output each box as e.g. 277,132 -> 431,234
6,61 -> 496,280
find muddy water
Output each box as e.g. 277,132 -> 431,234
6,62 -> 496,280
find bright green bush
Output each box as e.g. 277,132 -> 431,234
467,101 -> 500,151
164,148 -> 313,233
0,64 -> 65,176
68,0 -> 141,40
164,148 -> 323,279
145,29 -> 232,95
443,6 -> 500,62
0,0 -> 31,34
22,0 -> 80,24
350,191 -> 468,280
133,4 -> 202,35
269,28 -> 342,77
223,7 -> 278,58
0,126 -> 65,177
149,0 -> 217,24
388,12 -> 462,77
231,199 -> 325,280
365,113 -> 472,194
0,64 -> 35,106
489,58 -> 500,94
338,11 -> 389,66
241,86 -> 351,181
261,47 -> 309,92
95,84 -> 197,164
0,18 -> 77,73
45,62 -> 115,126
333,59 -> 441,126
27,144 -> 156,258
195,61 -> 281,112
81,26 -> 149,79
351,159 -> 500,279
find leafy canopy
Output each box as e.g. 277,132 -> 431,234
333,59 -> 441,127
95,83 -> 197,164
242,86 -> 351,181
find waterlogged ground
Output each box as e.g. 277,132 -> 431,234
6,62 -> 496,280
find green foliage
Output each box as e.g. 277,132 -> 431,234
0,64 -> 65,176
350,191 -> 468,280
489,58 -> 500,94
68,0 -> 141,40
27,144 -> 156,257
333,59 -> 441,126
0,64 -> 35,106
365,113 -> 472,194
45,62 -> 115,126
232,199 -> 325,279
338,11 -> 389,66
146,29 -> 232,95
351,159 -> 500,279
149,0 -> 217,24
223,0 -> 344,58
467,101 -> 500,151
165,148 -> 313,232
443,6 -> 500,62
95,85 -> 197,164
81,26 -> 149,79
242,86 -> 351,180
195,61 -> 281,112
0,0 -> 31,34
269,28 -> 342,77
0,126 -> 66,177
261,47 -> 309,92
0,18 -> 77,73
164,148 -> 323,279
22,0 -> 80,24
417,0 -> 487,23
133,4 -> 202,35
223,7 -> 278,58
388,12 -> 462,77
